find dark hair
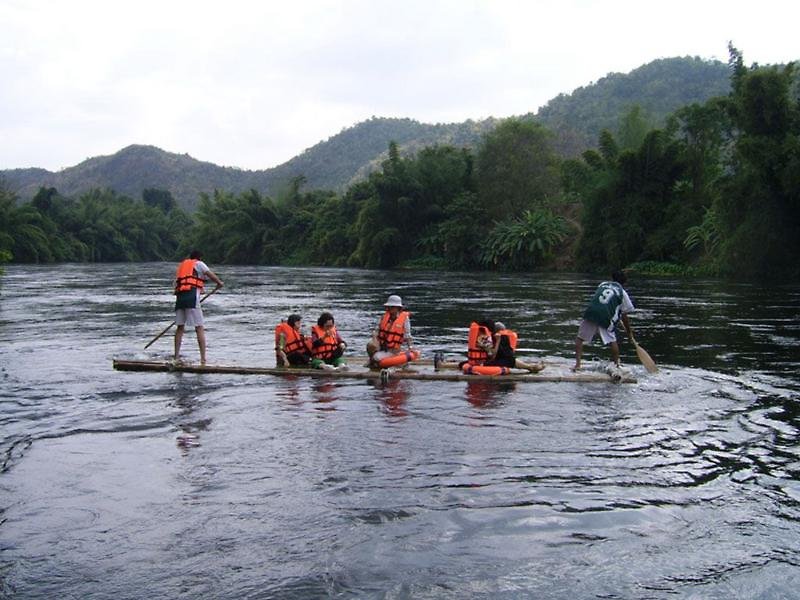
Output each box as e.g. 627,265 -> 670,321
478,318 -> 495,333
189,249 -> 202,259
317,312 -> 334,327
287,314 -> 302,327
612,270 -> 627,285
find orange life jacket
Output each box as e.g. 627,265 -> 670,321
462,364 -> 511,376
467,322 -> 492,365
377,310 -> 410,351
311,324 -> 341,359
495,329 -> 518,351
174,259 -> 205,294
275,322 -> 311,355
375,349 -> 420,369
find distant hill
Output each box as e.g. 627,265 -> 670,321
534,56 -> 731,155
3,146 -> 261,213
2,56 -> 733,211
1,119 -> 498,212
266,116 -> 500,192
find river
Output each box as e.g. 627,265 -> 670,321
1,263 -> 799,599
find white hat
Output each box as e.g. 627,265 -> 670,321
494,321 -> 506,331
384,294 -> 403,307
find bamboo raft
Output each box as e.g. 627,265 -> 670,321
112,358 -> 636,383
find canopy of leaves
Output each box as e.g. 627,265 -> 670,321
2,51 -> 797,281
0,182 -> 188,264
476,119 -> 561,221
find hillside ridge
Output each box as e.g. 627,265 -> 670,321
2,56 -> 732,211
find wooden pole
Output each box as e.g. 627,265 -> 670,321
143,288 -> 218,349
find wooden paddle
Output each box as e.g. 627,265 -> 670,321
631,336 -> 658,373
143,288 -> 219,349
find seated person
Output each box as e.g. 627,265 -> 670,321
434,319 -> 494,371
274,314 -> 312,367
367,294 -> 418,368
484,322 -> 545,373
310,312 -> 348,370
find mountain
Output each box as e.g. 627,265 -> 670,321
264,116 -> 500,192
1,119 -> 499,212
1,56 -> 732,211
3,146 -> 258,213
534,56 -> 732,155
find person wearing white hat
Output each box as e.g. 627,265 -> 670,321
367,294 -> 418,367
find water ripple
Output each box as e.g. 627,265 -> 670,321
1,265 -> 800,598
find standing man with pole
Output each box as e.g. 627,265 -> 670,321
174,250 -> 223,365
573,270 -> 635,371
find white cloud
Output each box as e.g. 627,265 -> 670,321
1,0 -> 798,171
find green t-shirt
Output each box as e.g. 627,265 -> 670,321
583,281 -> 626,328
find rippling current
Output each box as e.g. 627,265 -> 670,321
1,264 -> 799,599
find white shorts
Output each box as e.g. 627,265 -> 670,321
175,308 -> 204,328
577,319 -> 616,345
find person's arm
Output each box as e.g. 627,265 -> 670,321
205,268 -> 224,290
620,290 -> 635,343
404,318 -> 414,350
621,313 -> 634,343
488,335 -> 500,358
275,331 -> 288,366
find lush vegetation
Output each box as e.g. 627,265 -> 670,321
0,120 -> 575,272
0,185 -> 188,263
1,49 -> 797,280
569,46 -> 799,279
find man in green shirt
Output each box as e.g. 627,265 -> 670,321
573,270 -> 635,370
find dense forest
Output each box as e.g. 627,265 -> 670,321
1,48 -> 798,279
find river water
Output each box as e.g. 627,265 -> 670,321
1,263 -> 799,599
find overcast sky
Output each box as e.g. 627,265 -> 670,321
2,0 -> 798,172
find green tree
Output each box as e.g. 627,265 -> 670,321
714,46 -> 800,278
475,118 -> 561,221
0,192 -> 55,263
142,188 -> 177,213
617,105 -> 654,151
480,209 -> 570,270
349,142 -> 475,268
185,189 -> 280,264
684,206 -> 722,263
418,192 -> 487,269
577,128 -> 685,269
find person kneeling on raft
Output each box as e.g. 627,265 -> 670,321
484,322 -> 545,373
310,312 -> 348,371
367,294 -> 420,369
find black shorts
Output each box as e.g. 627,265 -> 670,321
287,352 -> 311,367
484,356 -> 515,368
174,289 -> 197,310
